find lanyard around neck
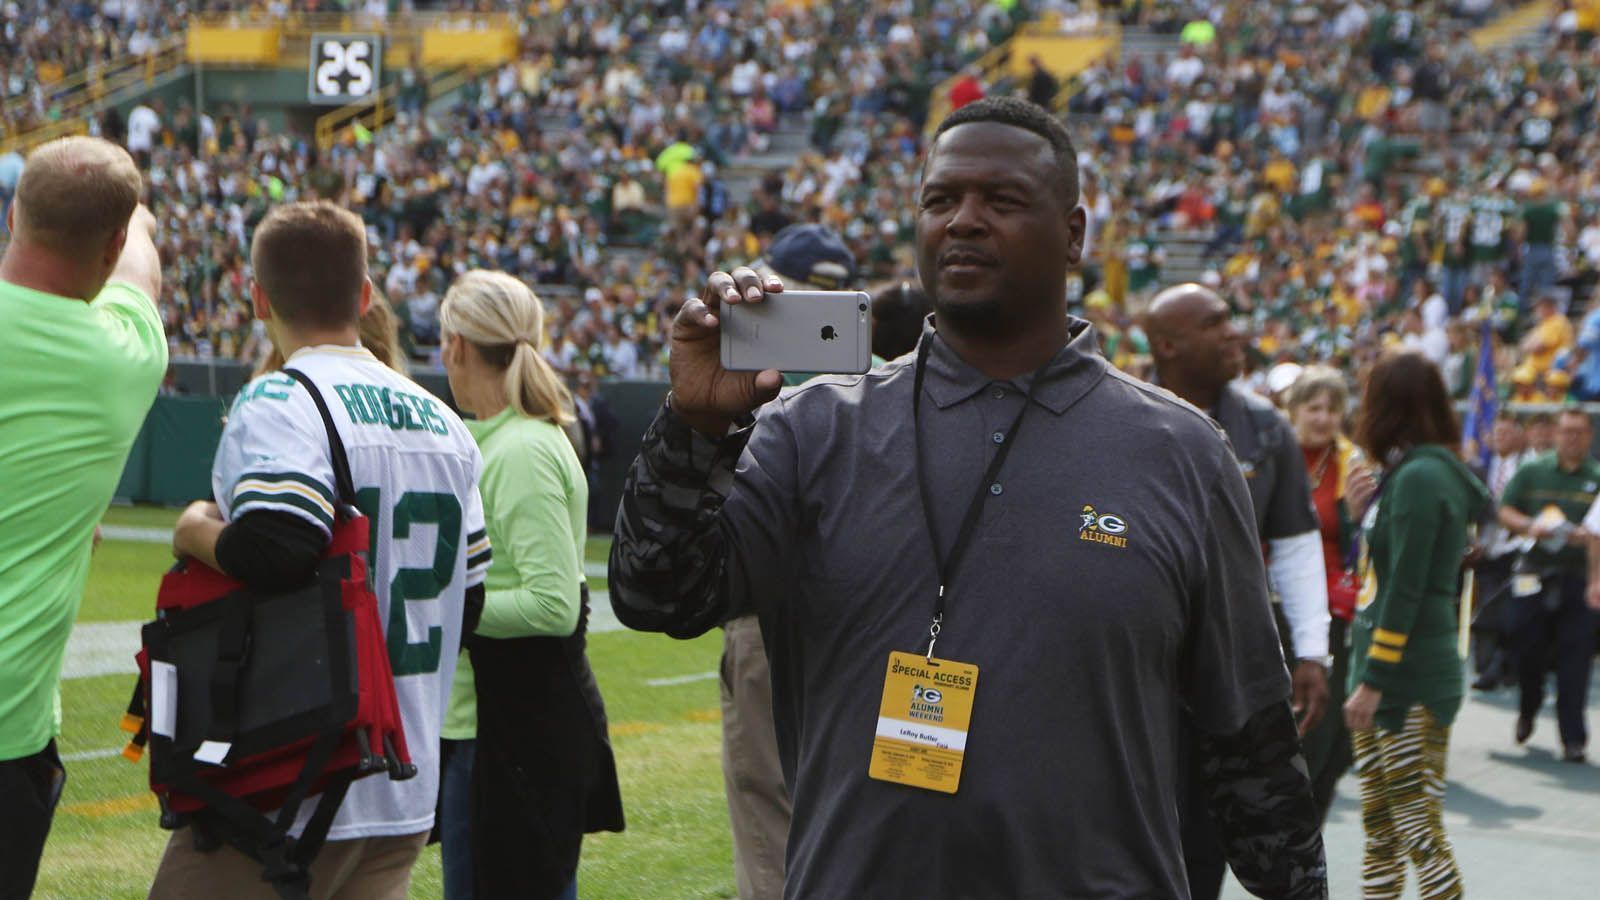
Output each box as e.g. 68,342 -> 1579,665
909,337 -> 1053,660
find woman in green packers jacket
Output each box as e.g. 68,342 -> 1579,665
1344,350 -> 1489,900
438,271 -> 624,899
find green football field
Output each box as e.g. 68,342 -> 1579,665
38,507 -> 735,899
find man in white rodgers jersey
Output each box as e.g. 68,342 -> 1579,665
154,202 -> 490,899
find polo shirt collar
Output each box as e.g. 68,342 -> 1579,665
918,315 -> 1109,415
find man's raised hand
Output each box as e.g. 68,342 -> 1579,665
668,266 -> 785,437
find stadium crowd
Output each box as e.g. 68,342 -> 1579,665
1072,0 -> 1600,406
6,0 -> 1600,402
10,3 -> 1600,899
0,0 -> 1022,379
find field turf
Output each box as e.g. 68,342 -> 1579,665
37,509 -> 735,898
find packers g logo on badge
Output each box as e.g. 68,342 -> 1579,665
1079,505 -> 1130,549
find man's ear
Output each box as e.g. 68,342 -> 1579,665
1064,204 -> 1088,267
251,279 -> 273,320
104,227 -> 129,272
358,277 -> 373,316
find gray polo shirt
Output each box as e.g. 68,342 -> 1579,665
1210,385 -> 1320,541
713,321 -> 1290,898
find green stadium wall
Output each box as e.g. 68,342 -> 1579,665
114,378 -> 670,530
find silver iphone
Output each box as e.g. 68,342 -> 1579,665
720,290 -> 873,374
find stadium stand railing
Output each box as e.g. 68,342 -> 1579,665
1469,0 -> 1557,52
312,65 -> 476,151
0,36 -> 188,154
186,11 -> 517,70
925,13 -> 1121,141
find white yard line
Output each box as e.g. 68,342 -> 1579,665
644,671 -> 719,687
62,621 -> 143,680
62,590 -> 624,685
99,525 -> 172,543
61,747 -> 127,763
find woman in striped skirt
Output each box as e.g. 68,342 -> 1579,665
1344,351 -> 1489,899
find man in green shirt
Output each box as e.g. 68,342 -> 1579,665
1469,193 -> 1514,273
1437,188 -> 1474,312
1125,223 -> 1164,300
1520,179 -> 1564,304
1498,409 -> 1600,762
0,137 -> 166,893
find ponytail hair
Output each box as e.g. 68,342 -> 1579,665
440,270 -> 574,425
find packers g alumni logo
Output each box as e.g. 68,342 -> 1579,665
1079,505 -> 1130,549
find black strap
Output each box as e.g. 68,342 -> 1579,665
206,594 -> 254,745
291,775 -> 353,867
910,338 -> 1052,651
170,723 -> 352,900
283,367 -> 356,506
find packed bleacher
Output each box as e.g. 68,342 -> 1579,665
6,0 -> 1600,402
1071,1 -> 1600,403
0,0 -> 1020,379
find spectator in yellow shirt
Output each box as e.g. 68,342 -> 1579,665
665,156 -> 704,233
1263,150 -> 1297,195
1521,295 -> 1576,373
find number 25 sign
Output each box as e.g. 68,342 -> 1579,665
310,35 -> 381,104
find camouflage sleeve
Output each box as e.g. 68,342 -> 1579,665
1198,701 -> 1329,900
607,402 -> 754,639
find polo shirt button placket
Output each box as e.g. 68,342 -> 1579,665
991,387 -> 1005,400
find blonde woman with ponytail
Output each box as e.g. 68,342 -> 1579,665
437,270 -> 623,900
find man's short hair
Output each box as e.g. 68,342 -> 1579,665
932,96 -> 1079,205
1558,406 -> 1592,428
14,137 -> 141,254
251,202 -> 368,330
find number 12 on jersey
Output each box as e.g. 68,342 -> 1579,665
354,487 -> 462,677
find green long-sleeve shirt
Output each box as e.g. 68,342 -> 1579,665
1349,445 -> 1489,732
443,408 -> 588,740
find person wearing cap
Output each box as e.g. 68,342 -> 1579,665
718,221 -> 863,899
1145,283 -> 1331,900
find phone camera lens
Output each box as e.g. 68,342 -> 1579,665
858,302 -> 868,311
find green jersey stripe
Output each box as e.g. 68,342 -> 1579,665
233,490 -> 336,530
235,471 -> 336,503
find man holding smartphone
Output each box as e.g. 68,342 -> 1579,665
610,98 -> 1324,898
721,222 -> 858,900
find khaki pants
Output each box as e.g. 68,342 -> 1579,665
149,827 -> 427,900
720,615 -> 790,900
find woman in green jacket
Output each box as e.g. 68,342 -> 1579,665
1345,349 -> 1489,900
437,270 -> 623,899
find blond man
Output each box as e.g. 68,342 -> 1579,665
0,136 -> 165,896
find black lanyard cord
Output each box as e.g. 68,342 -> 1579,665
910,337 -> 1053,658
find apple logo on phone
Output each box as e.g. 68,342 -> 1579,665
820,325 -> 838,342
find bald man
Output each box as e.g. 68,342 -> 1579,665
1146,283 -> 1330,900
0,137 -> 165,895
